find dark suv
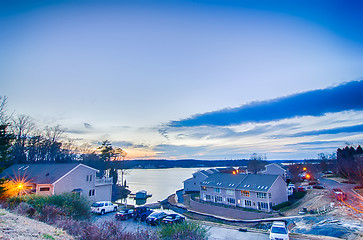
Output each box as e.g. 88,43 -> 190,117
132,206 -> 153,221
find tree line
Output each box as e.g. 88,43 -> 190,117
0,96 -> 126,183
337,145 -> 363,185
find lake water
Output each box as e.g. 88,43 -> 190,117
116,167 -> 207,205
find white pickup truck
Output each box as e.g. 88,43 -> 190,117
91,201 -> 118,215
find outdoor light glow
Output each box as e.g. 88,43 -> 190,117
0,174 -> 31,197
306,174 -> 311,179
303,167 -> 307,171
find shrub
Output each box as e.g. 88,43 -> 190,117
15,202 -> 36,217
158,221 -> 210,240
55,217 -> 86,237
36,205 -> 67,224
8,193 -> 91,220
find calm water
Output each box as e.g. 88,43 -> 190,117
116,167 -> 207,205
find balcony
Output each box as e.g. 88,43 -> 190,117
95,177 -> 113,186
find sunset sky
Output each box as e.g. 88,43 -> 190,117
1,0 -> 363,160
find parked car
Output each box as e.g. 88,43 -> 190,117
115,208 -> 134,220
132,206 -> 153,221
146,211 -> 167,225
162,213 -> 186,224
91,201 -> 118,215
269,221 -> 289,240
333,188 -> 347,201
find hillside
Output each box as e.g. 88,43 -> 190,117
0,208 -> 73,240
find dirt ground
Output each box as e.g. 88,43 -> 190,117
0,208 -> 73,240
282,188 -> 363,240
284,189 -> 334,216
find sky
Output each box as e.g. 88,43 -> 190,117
1,0 -> 363,160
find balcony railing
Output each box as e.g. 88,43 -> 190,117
95,177 -> 113,186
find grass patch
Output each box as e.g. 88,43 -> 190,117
43,234 -> 55,239
273,191 -> 307,211
158,221 -> 210,240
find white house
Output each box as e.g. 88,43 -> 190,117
259,163 -> 289,181
183,168 -> 218,193
200,172 -> 288,212
0,163 -> 113,202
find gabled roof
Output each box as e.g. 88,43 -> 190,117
0,163 -> 97,184
267,163 -> 288,170
201,172 -> 247,189
199,168 -> 218,176
236,174 -> 279,192
200,172 -> 280,192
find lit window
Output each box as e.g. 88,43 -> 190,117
214,188 -> 221,193
241,190 -> 250,197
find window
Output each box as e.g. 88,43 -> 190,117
86,175 -> 89,181
201,186 -> 207,191
39,187 -> 50,192
92,189 -> 95,196
259,202 -> 268,209
214,188 -> 221,193
215,196 -> 223,202
227,198 -> 235,204
90,175 -> 92,181
205,194 -> 211,200
241,190 -> 250,197
257,192 -> 267,199
269,193 -> 271,198
89,189 -> 95,196
245,200 -> 252,207
226,189 -> 234,195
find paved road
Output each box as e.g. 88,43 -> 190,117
319,177 -> 363,213
92,211 -> 270,240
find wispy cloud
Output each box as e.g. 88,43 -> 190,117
169,80 -> 363,127
279,123 -> 363,138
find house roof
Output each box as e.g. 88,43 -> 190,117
0,163 -> 96,184
199,168 -> 218,176
201,172 -> 280,192
201,172 -> 247,189
236,174 -> 279,192
269,163 -> 288,170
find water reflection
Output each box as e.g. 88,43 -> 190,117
116,167 -> 208,205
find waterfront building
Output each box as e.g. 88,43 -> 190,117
200,172 -> 288,212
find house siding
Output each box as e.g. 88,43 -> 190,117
53,165 -> 97,201
268,176 -> 288,207
184,172 -> 209,192
260,164 -> 287,180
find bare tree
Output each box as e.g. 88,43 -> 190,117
11,115 -> 35,163
0,96 -> 11,125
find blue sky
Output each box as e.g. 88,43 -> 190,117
1,0 -> 363,160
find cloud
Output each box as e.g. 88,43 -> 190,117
169,80 -> 363,127
281,124 -> 363,138
164,123 -> 297,140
